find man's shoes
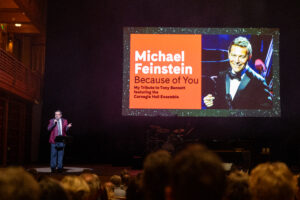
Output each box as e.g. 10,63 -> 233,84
57,168 -> 63,173
51,168 -> 56,173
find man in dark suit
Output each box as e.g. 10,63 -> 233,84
47,110 -> 72,173
203,36 -> 272,109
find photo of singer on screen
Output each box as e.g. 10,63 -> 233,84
202,36 -> 273,110
122,28 -> 279,117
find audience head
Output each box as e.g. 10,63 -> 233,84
166,144 -> 226,200
122,174 -> 130,187
104,181 -> 115,200
120,169 -> 131,187
110,175 -> 122,187
61,175 -> 90,200
143,150 -> 171,200
223,170 -> 251,200
80,173 -> 101,200
0,167 -> 40,200
120,169 -> 129,178
39,177 -> 69,200
249,162 -> 297,200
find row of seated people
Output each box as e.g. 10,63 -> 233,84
0,144 -> 299,200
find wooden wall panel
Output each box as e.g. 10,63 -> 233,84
0,93 -> 32,166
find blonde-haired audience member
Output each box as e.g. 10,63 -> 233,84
0,167 -> 40,200
80,173 -> 101,200
61,175 -> 91,200
249,162 -> 297,200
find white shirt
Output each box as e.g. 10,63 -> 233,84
113,187 -> 126,199
229,70 -> 245,100
58,119 -> 63,135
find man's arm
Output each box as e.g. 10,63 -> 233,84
47,119 -> 56,132
65,120 -> 72,132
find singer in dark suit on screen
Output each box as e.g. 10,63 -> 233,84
47,110 -> 72,173
203,36 -> 272,109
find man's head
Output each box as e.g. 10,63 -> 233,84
228,37 -> 252,73
249,162 -> 297,200
166,144 -> 226,200
55,110 -> 62,119
0,167 -> 41,200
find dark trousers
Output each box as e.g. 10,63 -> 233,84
50,142 -> 65,169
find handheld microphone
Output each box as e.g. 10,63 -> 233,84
54,117 -> 59,124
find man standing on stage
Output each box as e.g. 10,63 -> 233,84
47,110 -> 72,173
203,36 -> 272,109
